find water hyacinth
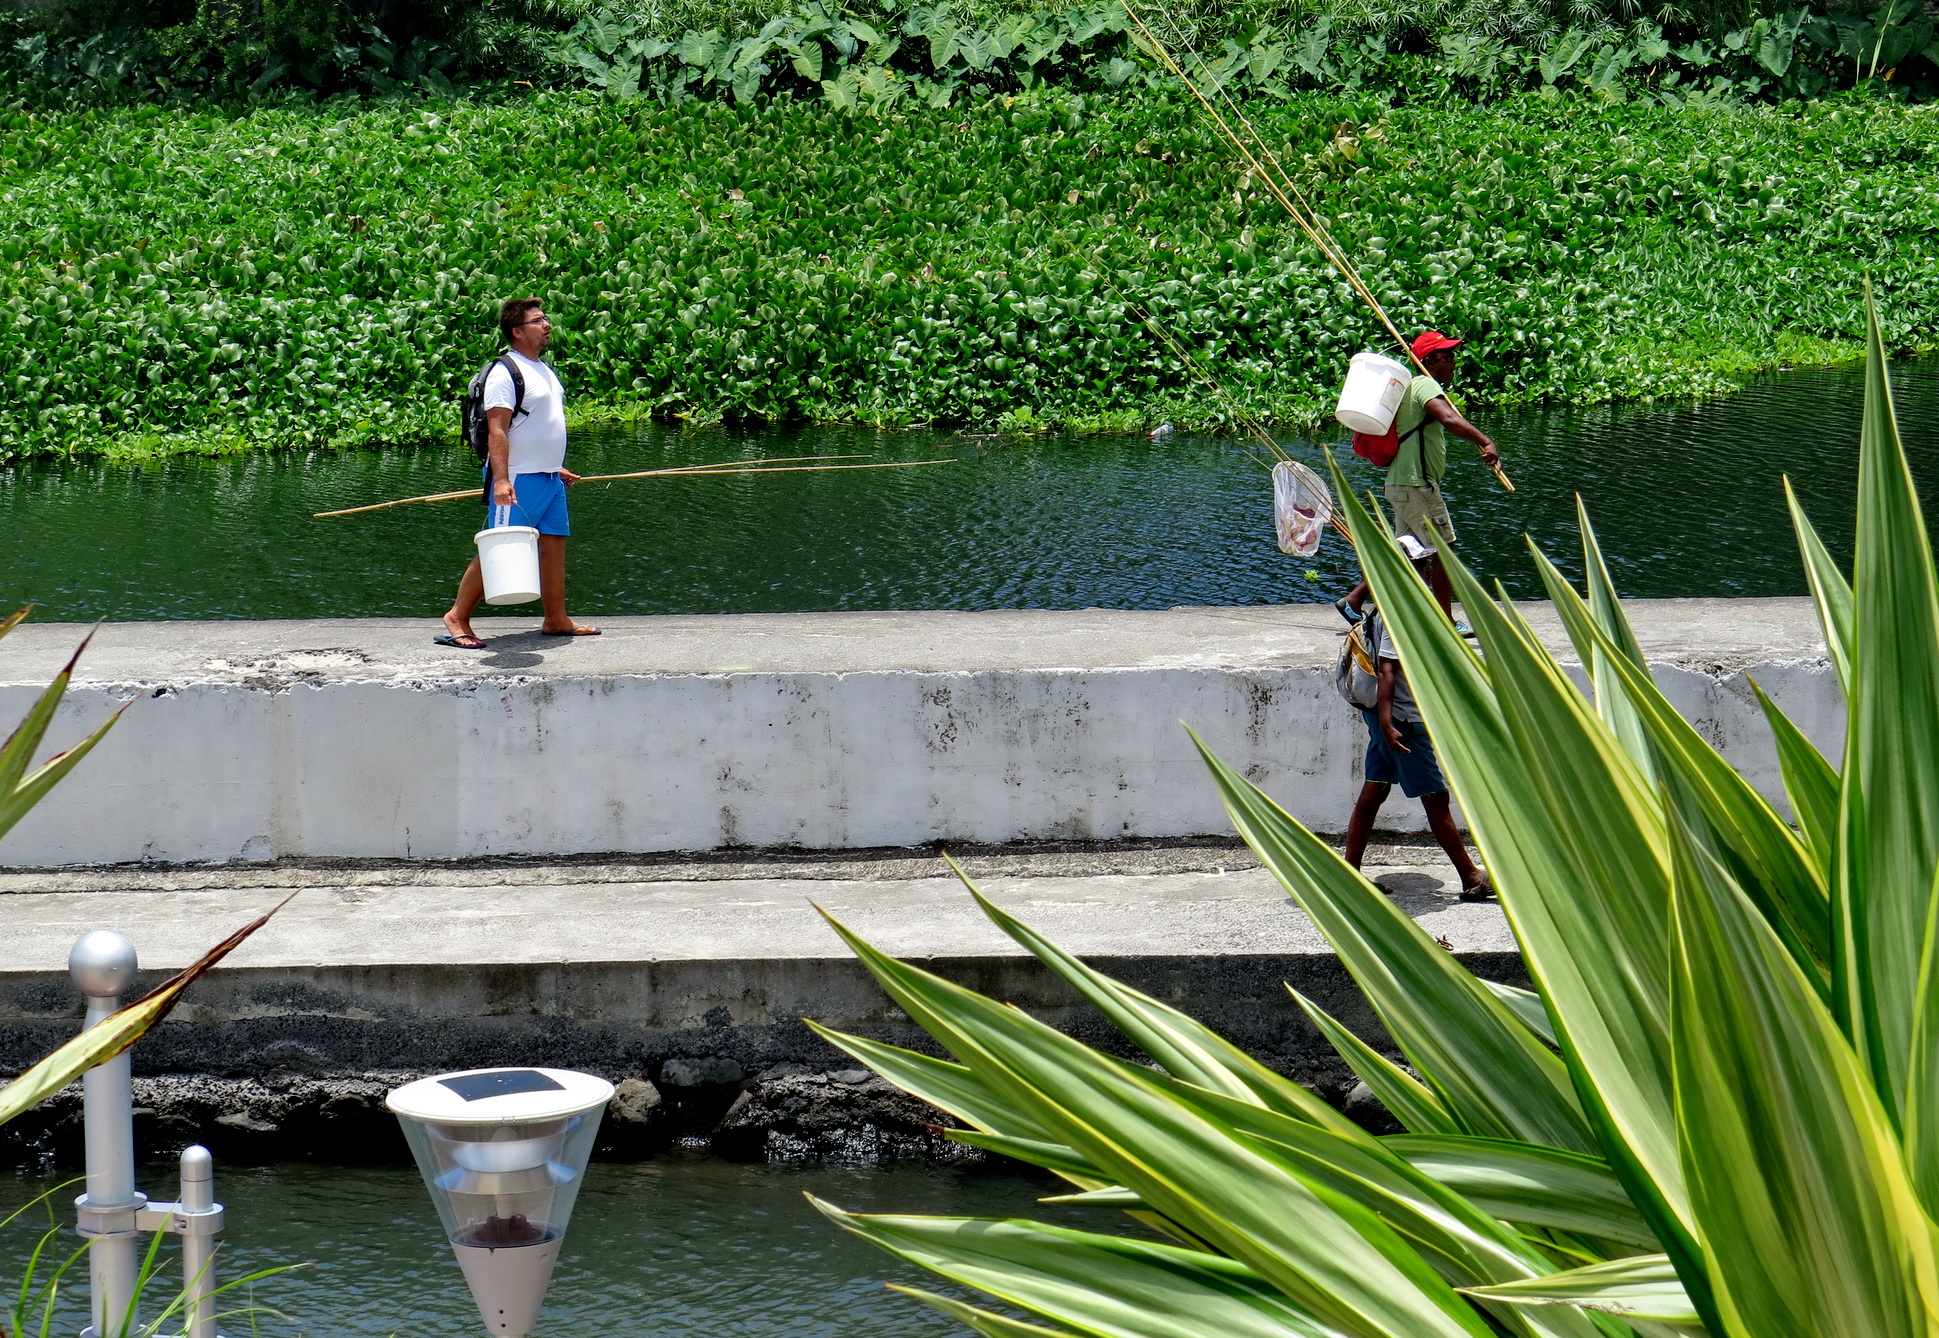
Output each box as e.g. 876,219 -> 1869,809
2,88 -> 1936,461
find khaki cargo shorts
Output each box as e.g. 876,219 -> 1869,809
1384,483 -> 1457,551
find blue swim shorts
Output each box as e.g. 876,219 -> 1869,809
1360,711 -> 1447,799
482,468 -> 570,537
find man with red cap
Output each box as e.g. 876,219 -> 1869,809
1337,330 -> 1501,627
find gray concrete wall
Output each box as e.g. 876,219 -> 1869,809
0,600 -> 1837,867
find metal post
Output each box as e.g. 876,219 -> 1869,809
174,1147 -> 220,1338
69,930 -> 144,1338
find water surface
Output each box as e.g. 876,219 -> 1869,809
0,1155 -> 1097,1337
4,358 -> 1936,622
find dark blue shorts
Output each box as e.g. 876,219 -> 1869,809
482,468 -> 570,536
1361,711 -> 1447,798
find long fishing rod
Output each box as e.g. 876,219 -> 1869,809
313,457 -> 954,518
1120,0 -> 1515,493
1100,272 -> 1354,545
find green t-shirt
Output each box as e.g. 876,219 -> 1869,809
1384,374 -> 1447,489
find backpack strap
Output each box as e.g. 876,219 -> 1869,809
498,355 -> 529,422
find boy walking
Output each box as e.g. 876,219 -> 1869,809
1341,537 -> 1494,901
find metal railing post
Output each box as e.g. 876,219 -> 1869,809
69,931 -> 144,1338
173,1147 -> 221,1338
68,932 -> 227,1338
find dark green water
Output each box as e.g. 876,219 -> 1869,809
4,358 -> 1936,622
0,1155 -> 1102,1337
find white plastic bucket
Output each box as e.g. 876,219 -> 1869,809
1334,351 -> 1412,435
475,525 -> 541,605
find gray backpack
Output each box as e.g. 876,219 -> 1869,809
1334,610 -> 1382,711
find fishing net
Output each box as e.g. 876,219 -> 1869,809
1272,460 -> 1334,557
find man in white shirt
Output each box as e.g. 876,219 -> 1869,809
439,298 -> 598,646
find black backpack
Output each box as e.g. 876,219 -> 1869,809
461,355 -> 527,461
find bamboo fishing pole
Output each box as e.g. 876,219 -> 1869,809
313,457 -> 955,518
1119,0 -> 1515,493
1099,272 -> 1354,543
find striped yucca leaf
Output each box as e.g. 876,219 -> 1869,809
0,615 -> 127,844
815,299 -> 1939,1338
1837,290 -> 1939,1139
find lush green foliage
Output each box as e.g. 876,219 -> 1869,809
809,299 -> 1939,1338
8,0 -> 1937,104
5,85 -> 1936,460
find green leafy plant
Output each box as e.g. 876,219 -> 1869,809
0,610 -> 120,843
3,87 -> 1936,461
803,292 -> 1939,1338
3,1180 -> 298,1338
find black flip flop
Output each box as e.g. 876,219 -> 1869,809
433,633 -> 488,650
1458,878 -> 1497,903
541,626 -> 601,637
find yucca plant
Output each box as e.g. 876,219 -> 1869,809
0,609 -> 288,1127
804,291 -> 1924,1338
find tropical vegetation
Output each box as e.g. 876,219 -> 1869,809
6,83 -> 1936,461
805,294 -> 1935,1338
8,0 -> 1937,104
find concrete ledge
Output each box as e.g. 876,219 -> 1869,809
0,854 -> 1519,1162
0,600 -> 1837,866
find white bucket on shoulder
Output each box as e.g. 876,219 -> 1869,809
475,526 -> 542,605
1334,351 -> 1412,434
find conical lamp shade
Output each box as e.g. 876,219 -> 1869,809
388,1068 -> 613,1338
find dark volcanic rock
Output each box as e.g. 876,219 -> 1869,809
712,1064 -> 979,1165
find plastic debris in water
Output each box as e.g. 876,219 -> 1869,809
1149,423 -> 1174,440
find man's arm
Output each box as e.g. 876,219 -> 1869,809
1376,657 -> 1411,754
485,407 -> 515,506
1425,396 -> 1500,469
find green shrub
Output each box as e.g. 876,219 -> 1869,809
3,0 -> 1935,103
3,86 -> 1935,460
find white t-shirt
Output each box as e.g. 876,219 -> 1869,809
481,349 -> 567,475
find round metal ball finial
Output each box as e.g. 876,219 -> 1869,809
68,929 -> 138,998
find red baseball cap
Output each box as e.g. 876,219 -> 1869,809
1411,330 -> 1463,360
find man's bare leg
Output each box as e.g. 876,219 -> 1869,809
1345,780 -> 1390,870
442,558 -> 487,645
1421,789 -> 1488,894
1425,554 -> 1454,620
538,534 -> 597,635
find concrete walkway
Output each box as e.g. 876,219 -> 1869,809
0,844 -> 1513,974
0,842 -> 1514,1084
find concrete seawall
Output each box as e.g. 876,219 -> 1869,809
0,600 -> 1836,867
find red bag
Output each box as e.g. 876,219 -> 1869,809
1352,416 -> 1427,469
1351,424 -> 1400,467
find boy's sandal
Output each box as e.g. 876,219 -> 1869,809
1458,876 -> 1497,902
433,633 -> 488,650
